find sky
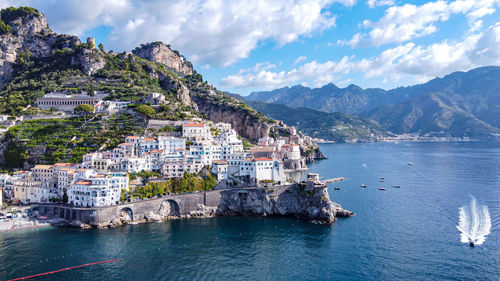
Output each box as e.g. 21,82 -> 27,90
1,0 -> 499,95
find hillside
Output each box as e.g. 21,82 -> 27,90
0,7 -> 281,167
0,7 -> 272,139
247,66 -> 500,139
231,94 -> 389,142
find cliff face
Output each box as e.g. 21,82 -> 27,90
0,9 -> 80,88
192,94 -> 270,141
132,42 -> 193,75
217,184 -> 352,224
70,47 -> 106,75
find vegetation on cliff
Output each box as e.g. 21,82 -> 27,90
121,171 -> 217,201
3,114 -> 143,167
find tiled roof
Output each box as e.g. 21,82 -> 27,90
182,123 -> 204,127
75,181 -> 91,185
253,157 -> 273,161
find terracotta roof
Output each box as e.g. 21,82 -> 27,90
142,138 -> 155,141
52,163 -> 75,167
126,136 -> 139,139
250,146 -> 275,152
212,160 -> 228,164
75,181 -> 91,185
253,157 -> 273,161
182,123 -> 204,127
59,168 -> 74,171
33,165 -> 52,169
77,169 -> 88,172
118,143 -> 135,146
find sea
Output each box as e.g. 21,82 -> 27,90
1,141 -> 499,280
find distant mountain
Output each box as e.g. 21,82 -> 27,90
247,66 -> 500,139
230,94 -> 389,142
248,84 -> 388,114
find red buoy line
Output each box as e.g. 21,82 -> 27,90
7,259 -> 118,281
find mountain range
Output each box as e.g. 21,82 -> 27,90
247,66 -> 500,139
230,94 -> 389,142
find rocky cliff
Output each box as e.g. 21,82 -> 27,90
191,93 -> 271,141
0,7 -> 80,88
217,184 -> 352,224
132,42 -> 193,75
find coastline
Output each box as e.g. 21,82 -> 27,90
19,184 -> 353,231
0,217 -> 65,233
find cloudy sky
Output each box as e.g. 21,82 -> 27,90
1,0 -> 499,95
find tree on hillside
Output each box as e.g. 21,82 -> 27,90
134,104 -> 155,123
74,104 -> 94,123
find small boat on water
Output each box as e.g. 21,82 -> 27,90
360,184 -> 367,188
334,187 -> 340,190
469,239 -> 475,247
393,185 -> 400,188
379,187 -> 386,191
379,179 -> 384,182
408,162 -> 414,166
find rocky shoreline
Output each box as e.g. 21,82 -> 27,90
67,183 -> 353,229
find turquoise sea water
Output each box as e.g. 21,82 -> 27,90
1,142 -> 499,280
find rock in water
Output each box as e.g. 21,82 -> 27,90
217,183 -> 352,224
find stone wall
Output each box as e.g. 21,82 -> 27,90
35,184 -> 352,228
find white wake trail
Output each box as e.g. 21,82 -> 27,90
456,197 -> 491,245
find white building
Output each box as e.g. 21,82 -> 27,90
182,122 -> 211,141
69,173 -> 128,207
281,144 -> 301,160
157,136 -> 185,154
36,93 -> 101,112
237,157 -> 286,186
211,161 -> 228,181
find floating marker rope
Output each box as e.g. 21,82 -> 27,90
7,259 -> 118,281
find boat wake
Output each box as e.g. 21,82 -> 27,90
456,197 -> 491,245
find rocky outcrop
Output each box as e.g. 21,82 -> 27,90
70,48 -> 105,75
132,42 -> 193,75
192,95 -> 270,141
0,8 -> 80,88
217,184 -> 352,224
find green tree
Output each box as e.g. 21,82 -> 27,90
74,104 -> 94,123
62,189 -> 68,203
134,104 -> 155,122
3,142 -> 28,169
98,43 -> 104,52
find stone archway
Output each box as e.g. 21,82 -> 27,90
119,207 -> 133,222
159,199 -> 180,218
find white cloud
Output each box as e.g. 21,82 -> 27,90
293,56 -> 307,65
222,22 -> 500,89
343,0 -> 500,47
367,0 -> 394,8
2,0 -> 346,67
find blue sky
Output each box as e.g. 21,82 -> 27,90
2,0 -> 499,95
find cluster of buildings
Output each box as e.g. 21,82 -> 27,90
0,121 -> 303,207
0,165 -> 127,207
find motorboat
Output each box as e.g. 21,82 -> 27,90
360,184 -> 367,188
379,187 -> 386,191
469,239 -> 475,247
408,162 -> 414,166
393,185 -> 400,188
334,187 -> 340,190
